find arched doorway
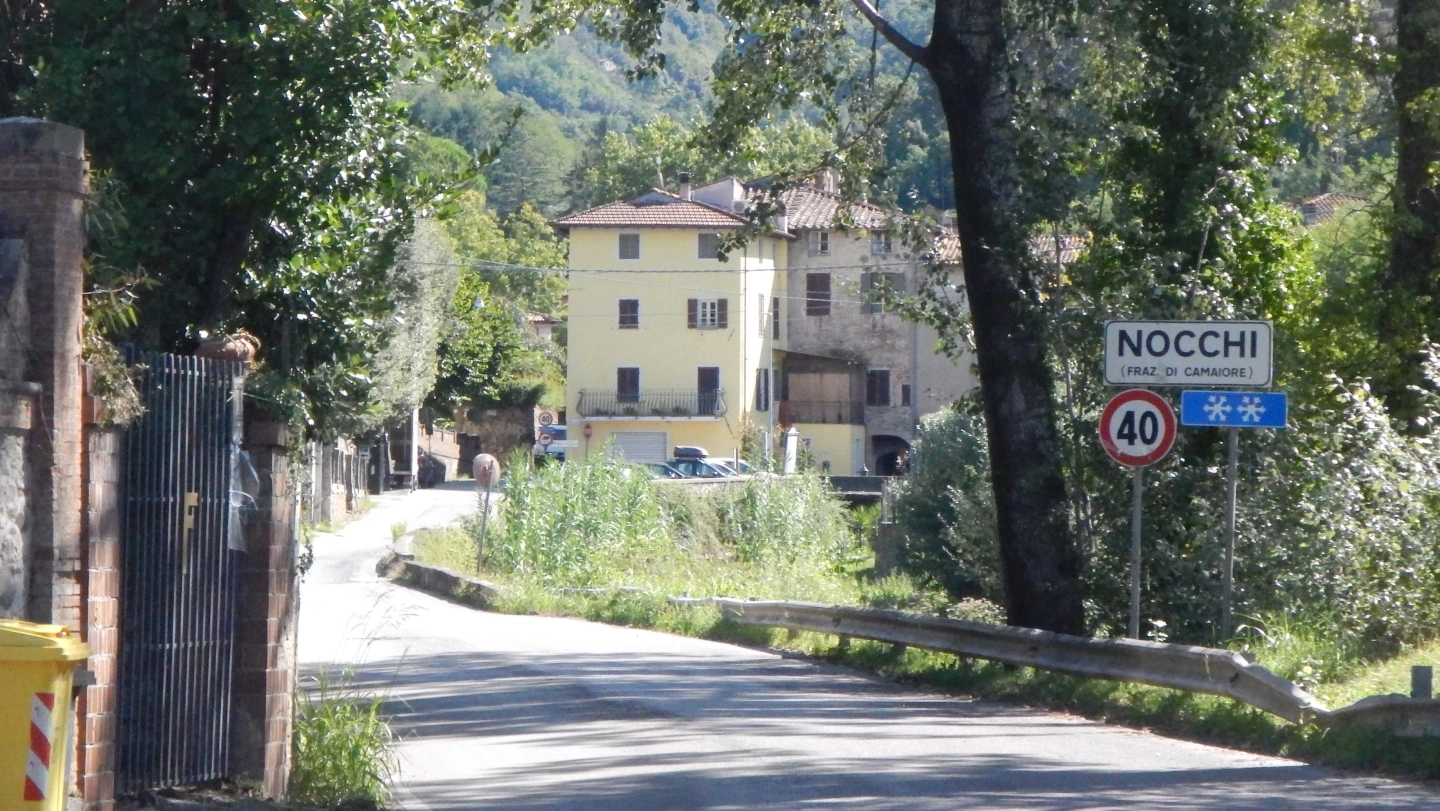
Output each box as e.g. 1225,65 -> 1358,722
871,435 -> 912,476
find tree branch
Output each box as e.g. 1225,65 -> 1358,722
847,0 -> 929,67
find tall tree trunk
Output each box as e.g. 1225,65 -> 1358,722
926,0 -> 1087,634
1383,0 -> 1440,420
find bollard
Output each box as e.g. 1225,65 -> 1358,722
1413,666 -> 1434,700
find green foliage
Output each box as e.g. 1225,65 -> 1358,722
575,116 -> 835,208
367,220 -> 462,420
10,0 -> 505,437
443,194 -> 568,313
290,671 -> 395,809
890,405 -> 1002,602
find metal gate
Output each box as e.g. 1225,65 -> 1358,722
116,351 -> 245,792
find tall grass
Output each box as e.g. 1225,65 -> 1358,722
468,456 -> 878,603
289,671 -> 395,809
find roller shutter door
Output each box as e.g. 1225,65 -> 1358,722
610,431 -> 668,463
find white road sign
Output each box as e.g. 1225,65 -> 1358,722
1104,320 -> 1272,388
1099,389 -> 1177,467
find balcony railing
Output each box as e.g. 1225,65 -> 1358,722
577,388 -> 727,418
779,400 -> 865,425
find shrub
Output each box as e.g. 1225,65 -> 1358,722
290,672 -> 394,809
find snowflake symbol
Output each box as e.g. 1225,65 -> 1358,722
1203,395 -> 1232,422
1238,396 -> 1266,423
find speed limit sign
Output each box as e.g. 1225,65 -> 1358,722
1100,389 -> 1176,467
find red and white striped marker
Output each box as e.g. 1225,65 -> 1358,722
24,692 -> 54,802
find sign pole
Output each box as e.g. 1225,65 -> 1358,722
1129,465 -> 1143,640
1221,426 -> 1238,639
477,481 -> 492,573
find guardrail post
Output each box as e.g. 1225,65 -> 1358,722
1413,666 -> 1433,700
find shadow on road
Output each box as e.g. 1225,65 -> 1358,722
303,649 -> 1435,811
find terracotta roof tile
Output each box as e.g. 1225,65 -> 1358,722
748,184 -> 888,230
553,190 -> 748,229
1297,192 -> 1367,226
930,232 -> 1088,266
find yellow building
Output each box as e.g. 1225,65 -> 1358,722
554,181 -> 789,463
555,173 -> 979,471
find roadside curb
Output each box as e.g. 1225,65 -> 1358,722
378,553 -> 502,610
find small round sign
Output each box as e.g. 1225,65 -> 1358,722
1099,389 -> 1176,467
538,411 -> 555,427
582,423 -> 593,440
537,432 -> 554,447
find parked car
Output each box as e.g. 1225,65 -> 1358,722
710,457 -> 755,475
669,457 -> 732,478
645,462 -> 688,479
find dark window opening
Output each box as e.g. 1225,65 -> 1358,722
618,299 -> 639,328
866,370 -> 891,406
617,367 -> 640,402
619,233 -> 640,259
805,273 -> 831,316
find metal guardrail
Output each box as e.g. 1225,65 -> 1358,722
671,598 -> 1327,723
577,388 -> 726,418
379,567 -> 1440,735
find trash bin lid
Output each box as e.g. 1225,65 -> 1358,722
0,620 -> 90,662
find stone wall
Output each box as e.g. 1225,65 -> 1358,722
0,224 -> 30,618
0,119 -> 88,627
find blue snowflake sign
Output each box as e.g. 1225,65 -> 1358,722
1180,391 -> 1287,429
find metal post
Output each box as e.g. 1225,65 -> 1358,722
1222,426 -> 1238,639
476,481 -> 492,574
1129,465 -> 1143,639
1412,665 -> 1433,700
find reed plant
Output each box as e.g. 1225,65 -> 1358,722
289,670 -> 395,809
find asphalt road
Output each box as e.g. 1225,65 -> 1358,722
298,484 -> 1440,810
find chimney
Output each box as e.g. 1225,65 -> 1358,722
775,204 -> 789,234
818,167 -> 840,194
678,171 -> 693,201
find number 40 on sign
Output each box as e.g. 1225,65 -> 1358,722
1100,389 -> 1177,468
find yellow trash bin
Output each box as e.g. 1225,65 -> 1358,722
0,620 -> 90,810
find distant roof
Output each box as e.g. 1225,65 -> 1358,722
931,232 -> 1088,266
747,183 -> 888,231
552,189 -> 749,229
1297,192 -> 1367,226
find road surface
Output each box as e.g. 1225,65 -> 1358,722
298,484 -> 1440,810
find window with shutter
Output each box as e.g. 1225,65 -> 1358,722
758,293 -> 766,337
618,299 -> 639,328
692,299 -> 725,329
866,369 -> 891,406
687,298 -> 698,329
808,231 -> 831,256
618,233 -> 640,260
805,273 -> 831,316
870,232 -> 894,255
771,296 -> 781,338
860,273 -> 880,314
755,368 -> 771,411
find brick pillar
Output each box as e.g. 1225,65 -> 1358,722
232,421 -> 298,799
79,422 -> 121,811
0,119 -> 87,628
